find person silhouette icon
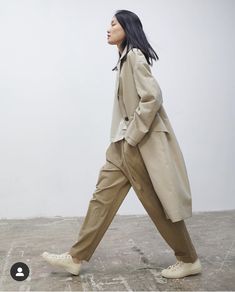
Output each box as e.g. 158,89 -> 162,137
15,267 -> 24,277
10,262 -> 29,281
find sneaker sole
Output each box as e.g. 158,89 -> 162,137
64,265 -> 81,276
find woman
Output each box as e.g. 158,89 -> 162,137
41,9 -> 202,279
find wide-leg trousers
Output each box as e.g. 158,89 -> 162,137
69,138 -> 198,263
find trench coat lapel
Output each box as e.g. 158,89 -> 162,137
113,45 -> 129,99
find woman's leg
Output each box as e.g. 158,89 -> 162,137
69,156 -> 131,262
121,139 -> 198,263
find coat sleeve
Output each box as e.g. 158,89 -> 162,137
124,49 -> 163,146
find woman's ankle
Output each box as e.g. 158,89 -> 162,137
68,252 -> 81,263
72,257 -> 81,264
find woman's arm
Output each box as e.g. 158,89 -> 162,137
124,49 -> 163,146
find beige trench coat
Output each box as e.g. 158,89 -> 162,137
109,45 -> 192,223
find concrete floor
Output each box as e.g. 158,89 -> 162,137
0,209 -> 234,291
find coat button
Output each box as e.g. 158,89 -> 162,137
125,116 -> 129,121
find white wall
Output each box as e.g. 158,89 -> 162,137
0,0 -> 234,219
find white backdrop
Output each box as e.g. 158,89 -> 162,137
0,0 -> 234,219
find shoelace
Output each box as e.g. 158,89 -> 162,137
166,260 -> 184,270
49,253 -> 71,259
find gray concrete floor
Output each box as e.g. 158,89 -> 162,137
0,209 -> 234,291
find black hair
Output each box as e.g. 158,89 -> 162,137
113,9 -> 159,69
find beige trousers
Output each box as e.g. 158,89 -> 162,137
69,138 -> 198,263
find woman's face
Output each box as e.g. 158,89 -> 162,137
107,16 -> 126,46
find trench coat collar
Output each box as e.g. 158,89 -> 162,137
112,45 -> 130,71
119,45 -> 129,62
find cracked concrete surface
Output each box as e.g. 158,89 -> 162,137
0,209 -> 234,291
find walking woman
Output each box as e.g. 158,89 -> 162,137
41,9 -> 202,279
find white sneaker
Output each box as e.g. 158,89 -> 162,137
161,258 -> 202,278
41,251 -> 82,275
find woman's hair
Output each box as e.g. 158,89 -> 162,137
114,9 -> 159,66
